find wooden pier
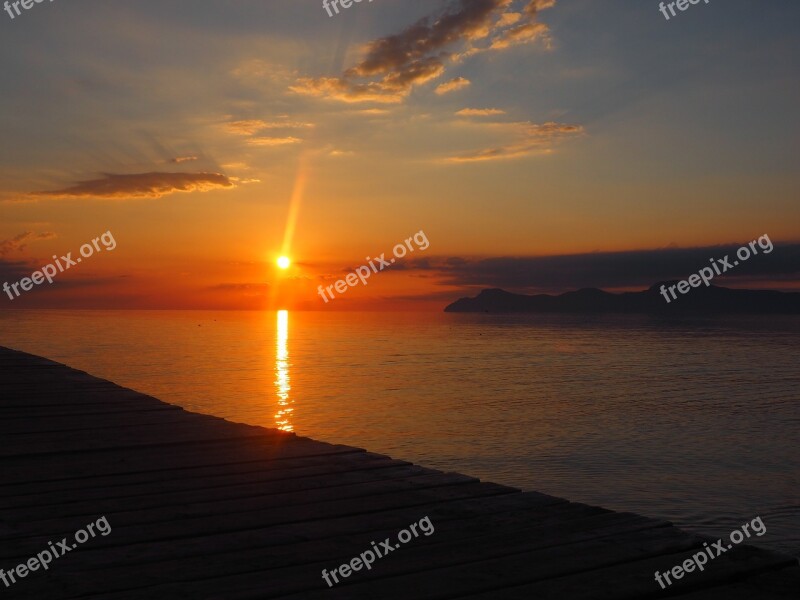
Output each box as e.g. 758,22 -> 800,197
1,346 -> 798,599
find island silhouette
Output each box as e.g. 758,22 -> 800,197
444,283 -> 800,314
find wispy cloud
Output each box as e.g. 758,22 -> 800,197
168,156 -> 198,164
33,172 -> 234,199
0,231 -> 57,256
436,77 -> 471,95
246,136 -> 302,147
225,119 -> 314,136
493,0 -> 555,51
445,121 -> 583,163
226,120 -> 269,136
456,107 -> 506,116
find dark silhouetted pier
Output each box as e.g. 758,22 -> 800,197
1,346 -> 798,599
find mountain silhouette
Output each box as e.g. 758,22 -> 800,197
444,283 -> 800,314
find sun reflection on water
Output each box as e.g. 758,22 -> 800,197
274,309 -> 293,431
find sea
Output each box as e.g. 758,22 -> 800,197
1,309 -> 798,557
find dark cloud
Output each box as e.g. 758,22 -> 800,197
33,172 -> 234,199
0,259 -> 32,286
292,0 -> 556,103
0,256 -> 125,307
348,0 -> 500,76
408,241 -> 800,292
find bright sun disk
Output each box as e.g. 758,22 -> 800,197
277,256 -> 291,269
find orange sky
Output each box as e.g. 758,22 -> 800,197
1,1 -> 798,310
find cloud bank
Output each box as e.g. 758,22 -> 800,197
408,243 -> 800,292
34,172 -> 234,199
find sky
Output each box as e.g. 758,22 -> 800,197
1,0 -> 798,310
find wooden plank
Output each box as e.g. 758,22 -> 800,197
0,421 -> 297,458
9,491 -> 565,572
460,545 -> 799,600
0,454 -> 409,505
54,526 -> 699,600
1,472 -> 485,542
0,410 -> 206,434
1,464 -> 442,521
9,502 -> 624,598
0,405 -> 185,419
1,481 -> 517,558
0,492 -> 555,599
670,565 -> 800,599
0,437 -> 363,484
1,414 -> 279,440
0,392 -> 182,411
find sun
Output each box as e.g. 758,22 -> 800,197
277,256 -> 291,270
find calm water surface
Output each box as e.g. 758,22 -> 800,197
1,309 -> 798,556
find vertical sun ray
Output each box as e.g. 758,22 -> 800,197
269,155 -> 308,309
281,156 -> 307,260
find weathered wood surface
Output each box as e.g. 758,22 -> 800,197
0,346 -> 797,599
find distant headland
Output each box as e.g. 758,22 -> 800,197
444,283 -> 800,314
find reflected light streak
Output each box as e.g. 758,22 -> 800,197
274,309 -> 293,432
